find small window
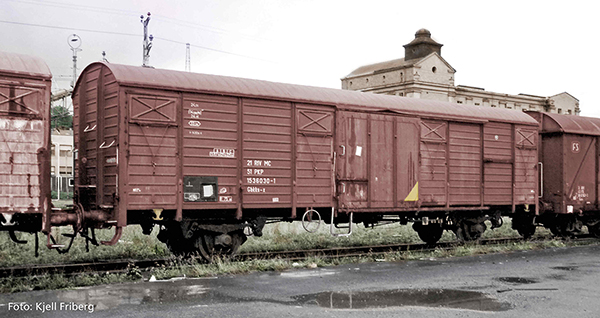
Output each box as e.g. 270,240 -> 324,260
432,66 -> 437,73
457,101 -> 463,104
474,103 -> 480,106
558,108 -> 562,114
567,109 -> 572,114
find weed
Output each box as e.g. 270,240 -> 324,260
0,216 -> 598,293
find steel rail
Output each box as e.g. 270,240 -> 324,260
0,236 -> 594,279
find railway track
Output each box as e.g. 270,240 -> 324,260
0,236 -> 594,279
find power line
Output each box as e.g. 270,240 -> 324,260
155,36 -> 274,63
0,19 -> 138,37
0,19 -> 274,63
3,0 -> 272,43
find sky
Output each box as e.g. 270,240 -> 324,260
2,0 -> 598,116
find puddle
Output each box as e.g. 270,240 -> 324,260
496,277 -> 539,285
3,278 -> 510,313
546,274 -> 567,281
280,269 -> 337,278
552,266 -> 578,271
294,289 -> 510,312
55,278 -> 214,311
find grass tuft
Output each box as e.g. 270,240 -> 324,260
0,217 -> 596,293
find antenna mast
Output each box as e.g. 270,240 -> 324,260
141,12 -> 153,67
185,43 -> 191,72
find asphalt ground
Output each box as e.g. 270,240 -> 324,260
1,244 -> 600,317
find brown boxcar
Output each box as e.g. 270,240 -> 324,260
528,111 -> 600,237
70,62 -> 539,258
0,51 -> 52,234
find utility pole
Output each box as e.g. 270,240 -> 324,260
141,12 -> 153,67
185,43 -> 191,72
67,34 -> 82,88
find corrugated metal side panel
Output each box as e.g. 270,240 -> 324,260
73,85 -> 81,197
80,66 -> 101,189
182,94 -> 239,209
369,114 -> 394,207
242,98 -> 292,207
100,70 -> 119,207
396,117 -> 419,208
0,74 -> 47,212
339,113 -> 368,181
336,112 -> 368,209
419,120 -> 447,206
0,71 -> 51,217
483,122 -> 512,204
563,135 -> 596,209
71,86 -> 81,179
448,123 -> 482,205
0,119 -> 44,212
483,122 -> 512,161
126,92 -> 179,209
541,135 -> 563,212
295,104 -> 333,207
514,126 -> 538,204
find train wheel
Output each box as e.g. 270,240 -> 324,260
157,224 -> 196,257
412,223 -> 443,244
548,215 -> 582,238
588,223 -> 600,238
454,219 -> 487,242
516,225 -> 536,239
195,230 -> 247,262
511,215 -> 536,239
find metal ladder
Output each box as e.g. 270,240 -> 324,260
330,207 -> 353,237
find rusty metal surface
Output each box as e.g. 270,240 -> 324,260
76,63 -> 538,127
73,62 -> 540,221
0,51 -> 51,217
335,112 -> 420,210
535,112 -> 599,213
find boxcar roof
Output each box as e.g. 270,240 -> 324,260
76,62 -> 538,126
0,51 -> 52,79
535,111 -> 600,136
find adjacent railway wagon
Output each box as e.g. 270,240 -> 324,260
59,62 -> 539,259
529,111 -> 600,237
0,52 -> 52,239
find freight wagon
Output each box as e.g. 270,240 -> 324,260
529,112 -> 600,237
0,51 -> 52,244
54,62 -> 539,260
